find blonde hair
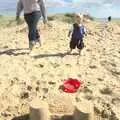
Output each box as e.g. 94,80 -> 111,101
75,13 -> 84,22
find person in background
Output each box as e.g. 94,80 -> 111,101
108,16 -> 112,22
16,0 -> 47,51
68,13 -> 86,55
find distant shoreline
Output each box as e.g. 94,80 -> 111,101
0,12 -> 120,26
0,13 -> 120,20
0,10 -> 120,20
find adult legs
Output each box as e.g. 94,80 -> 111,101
24,11 -> 41,49
36,29 -> 41,46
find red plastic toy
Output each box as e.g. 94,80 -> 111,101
63,78 -> 81,93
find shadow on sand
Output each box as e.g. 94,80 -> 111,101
11,114 -> 73,120
0,48 -> 29,56
11,114 -> 29,120
0,48 -> 79,58
33,52 -> 79,59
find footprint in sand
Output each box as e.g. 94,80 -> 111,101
97,78 -> 104,81
111,69 -> 120,76
20,92 -> 29,99
36,80 -> 40,85
89,65 -> 97,69
100,86 -> 113,95
27,85 -> 32,91
101,109 -> 111,119
86,48 -> 91,52
101,106 -> 119,120
94,102 -> 119,120
36,86 -> 40,92
110,63 -> 117,67
112,97 -> 120,105
82,86 -> 93,100
42,88 -> 49,94
10,77 -> 19,85
77,74 -> 82,78
35,63 -> 44,68
84,93 -> 93,100
65,63 -> 72,67
3,45 -> 9,49
48,81 -> 56,85
50,62 -> 60,68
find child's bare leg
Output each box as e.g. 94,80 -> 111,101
78,49 -> 81,55
76,49 -> 81,64
67,49 -> 72,54
66,49 -> 72,54
69,49 -> 72,53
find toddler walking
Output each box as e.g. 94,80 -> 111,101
68,13 -> 86,55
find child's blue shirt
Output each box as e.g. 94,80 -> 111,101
69,23 -> 86,38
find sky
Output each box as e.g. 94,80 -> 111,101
0,0 -> 119,18
46,0 -> 120,18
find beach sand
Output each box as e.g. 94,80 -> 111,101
0,19 -> 120,120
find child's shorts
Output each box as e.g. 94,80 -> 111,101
70,38 -> 84,50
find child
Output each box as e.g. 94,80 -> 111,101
68,13 -> 86,55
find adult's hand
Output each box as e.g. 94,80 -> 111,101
43,19 -> 47,24
16,16 -> 22,25
43,20 -> 47,29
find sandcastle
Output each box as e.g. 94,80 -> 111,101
29,94 -> 94,120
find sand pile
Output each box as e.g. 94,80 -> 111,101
0,19 -> 120,120
48,94 -> 74,114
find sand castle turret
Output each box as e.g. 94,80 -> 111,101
29,95 -> 94,120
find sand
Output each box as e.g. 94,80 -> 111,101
0,19 -> 120,120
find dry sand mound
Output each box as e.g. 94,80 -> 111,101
0,20 -> 120,120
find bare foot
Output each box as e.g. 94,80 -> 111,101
29,41 -> 36,51
34,42 -> 41,48
67,49 -> 72,54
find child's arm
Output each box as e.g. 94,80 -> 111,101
83,26 -> 87,36
84,27 -> 87,35
68,31 -> 72,37
68,25 -> 73,38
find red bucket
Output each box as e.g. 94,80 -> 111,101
63,78 -> 81,93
